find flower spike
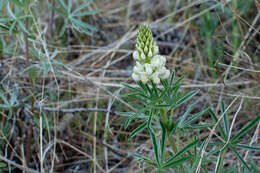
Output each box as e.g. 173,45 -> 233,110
132,24 -> 170,84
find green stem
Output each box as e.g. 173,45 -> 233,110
217,147 -> 228,173
160,109 -> 185,172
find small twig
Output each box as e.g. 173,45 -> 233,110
0,155 -> 39,173
50,0 -> 55,37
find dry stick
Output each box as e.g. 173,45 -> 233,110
50,0 -> 55,37
195,96 -> 239,173
0,155 -> 39,173
104,97 -> 113,172
30,11 -> 60,173
61,69 -> 136,111
222,2 -> 260,86
24,4 -> 34,168
215,98 -> 244,172
93,87 -> 99,173
151,0 -> 207,25
57,140 -> 105,173
92,27 -> 133,171
244,121 -> 260,162
80,130 -> 128,159
218,5 -> 260,113
153,1 -> 224,39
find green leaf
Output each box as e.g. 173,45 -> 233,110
162,156 -> 191,168
7,3 -> 17,20
59,19 -> 68,37
221,101 -> 230,137
150,80 -> 158,97
231,148 -> 251,171
71,10 -> 99,17
234,144 -> 260,151
0,104 -> 10,110
128,122 -> 147,139
71,0 -> 91,15
175,90 -> 199,108
178,100 -> 199,128
70,17 -> 97,32
133,154 -> 158,167
122,83 -> 142,93
148,127 -> 160,166
208,108 -> 227,140
0,92 -> 9,104
183,107 -> 210,126
0,162 -> 6,168
188,123 -> 215,129
56,0 -> 67,11
159,120 -> 166,163
147,110 -> 153,129
215,147 -> 228,173
169,70 -> 175,87
231,116 -> 260,143
117,112 -> 148,118
68,0 -> 72,13
164,139 -> 199,167
0,23 -> 10,30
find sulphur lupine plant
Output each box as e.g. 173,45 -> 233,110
120,24 -> 260,173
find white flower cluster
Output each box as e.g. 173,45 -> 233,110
132,25 -> 170,84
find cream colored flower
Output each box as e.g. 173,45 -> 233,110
132,24 -> 170,84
